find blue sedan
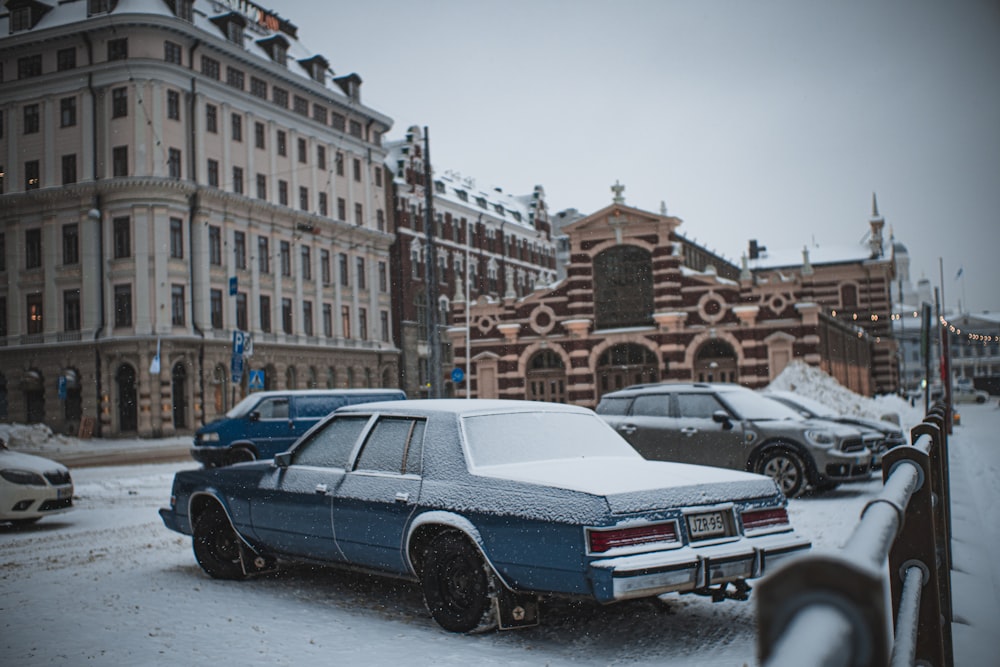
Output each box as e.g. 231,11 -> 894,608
160,399 -> 810,632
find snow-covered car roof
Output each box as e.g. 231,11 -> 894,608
336,398 -> 595,417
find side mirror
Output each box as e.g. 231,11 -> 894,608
712,410 -> 733,430
248,411 -> 260,423
274,452 -> 291,467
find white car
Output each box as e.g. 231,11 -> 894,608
0,438 -> 74,526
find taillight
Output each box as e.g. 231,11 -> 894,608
588,522 -> 678,553
741,507 -> 789,531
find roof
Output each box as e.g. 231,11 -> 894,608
603,382 -> 752,397
337,398 -> 595,417
748,242 -> 885,270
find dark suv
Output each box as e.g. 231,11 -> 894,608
596,383 -> 872,497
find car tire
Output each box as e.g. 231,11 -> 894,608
192,505 -> 247,580
420,531 -> 498,633
757,448 -> 807,498
227,447 -> 256,466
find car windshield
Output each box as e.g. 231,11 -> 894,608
462,411 -> 640,467
719,390 -> 803,421
225,394 -> 263,418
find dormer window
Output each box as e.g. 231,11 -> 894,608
456,190 -> 468,202
333,73 -> 362,102
88,0 -> 114,16
210,13 -> 247,47
434,181 -> 445,194
298,55 -> 329,84
257,35 -> 289,66
8,0 -> 54,33
476,197 -> 488,210
167,0 -> 193,22
10,7 -> 31,32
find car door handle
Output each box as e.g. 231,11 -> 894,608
395,492 -> 410,503
315,483 -> 329,495
680,427 -> 698,436
618,424 -> 637,435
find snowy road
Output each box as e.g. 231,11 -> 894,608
2,404 -> 998,666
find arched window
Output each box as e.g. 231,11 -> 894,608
526,349 -> 567,403
694,339 -> 739,383
171,362 -> 188,429
285,366 -> 297,390
594,246 -> 653,329
596,344 -> 659,398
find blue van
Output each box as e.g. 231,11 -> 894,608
191,389 -> 406,466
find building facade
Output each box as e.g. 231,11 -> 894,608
0,0 -> 399,436
385,126 -> 556,397
450,186 -> 877,406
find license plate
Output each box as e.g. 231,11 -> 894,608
687,511 -> 727,540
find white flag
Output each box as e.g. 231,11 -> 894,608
149,337 -> 161,374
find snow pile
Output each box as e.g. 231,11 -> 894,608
0,422 -> 76,450
766,361 -> 924,430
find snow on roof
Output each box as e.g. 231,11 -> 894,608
679,265 -> 738,285
748,242 -> 883,270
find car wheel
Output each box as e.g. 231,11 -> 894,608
227,447 -> 256,465
757,448 -> 807,498
420,531 -> 497,633
192,505 -> 247,580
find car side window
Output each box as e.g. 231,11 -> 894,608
292,416 -> 369,468
632,394 -> 670,417
295,396 -> 342,418
355,417 -> 425,475
596,397 -> 631,415
255,397 -> 289,419
676,394 -> 726,419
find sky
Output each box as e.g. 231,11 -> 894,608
288,0 -> 1000,315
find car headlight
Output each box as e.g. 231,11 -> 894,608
0,469 -> 47,486
198,432 -> 220,443
804,430 -> 835,446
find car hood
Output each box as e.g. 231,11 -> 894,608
0,449 -> 69,474
474,457 -> 780,513
751,417 -> 861,437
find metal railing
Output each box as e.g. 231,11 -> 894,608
756,403 -> 954,667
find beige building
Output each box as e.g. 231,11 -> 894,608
0,0 -> 399,436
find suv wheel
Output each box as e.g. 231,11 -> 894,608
756,448 -> 807,498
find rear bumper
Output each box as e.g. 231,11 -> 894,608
588,531 -> 811,603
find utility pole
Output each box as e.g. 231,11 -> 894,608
423,127 -> 441,398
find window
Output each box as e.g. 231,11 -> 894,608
260,295 -> 271,332
258,236 -> 270,273
353,158 -> 361,182
339,253 -> 349,286
277,130 -> 287,156
171,285 -> 185,325
201,56 -> 220,80
317,145 -> 326,170
380,311 -> 390,342
256,173 -> 266,199
114,284 -> 132,327
168,148 -> 182,179
88,0 -> 111,16
337,197 -> 346,221
24,104 -> 39,134
254,122 -> 265,149
332,113 -> 346,131
11,7 -> 31,33
354,203 -> 363,226
170,218 -> 184,258
226,67 -> 244,90
64,289 -> 81,332
210,289 -> 223,329
349,120 -> 363,138
250,77 -> 267,99
113,217 -> 131,258
231,114 -> 242,141
378,261 -> 387,292
236,293 -> 247,331
301,246 -> 312,280
374,166 -> 382,187
62,154 -> 77,185
207,159 -> 219,187
273,86 -> 288,108
297,137 -> 307,163
376,210 -> 385,232
112,146 -> 128,177
173,0 -> 193,21
335,152 -> 344,176
18,55 -> 42,79
209,226 -> 221,265
280,241 -> 291,276
108,38 -> 128,61
356,257 -> 366,290
318,192 -> 328,216
313,104 -> 327,124
164,41 -> 182,65
299,186 -> 308,211
341,306 -> 351,339
0,234 -> 4,271
232,166 -> 244,194
167,90 -> 180,120
323,304 -> 333,337
26,294 -> 43,334
63,224 -> 79,265
282,298 -> 293,334
278,180 -> 288,206
293,95 -> 308,116
58,48 -> 77,71
26,229 -> 42,268
233,231 -> 246,269
593,246 -> 654,329
112,87 -> 128,118
25,160 -> 40,190
205,104 -> 217,132
359,308 -> 368,340
60,97 -> 77,127
321,250 -> 331,284
303,301 -> 314,336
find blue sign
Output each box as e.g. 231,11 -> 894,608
248,369 -> 265,391
451,367 -> 465,384
231,353 -> 244,384
229,276 -> 238,296
58,375 -> 67,400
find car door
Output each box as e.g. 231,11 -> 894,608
673,392 -> 746,469
610,393 -> 682,460
249,414 -> 371,560
332,416 -> 424,574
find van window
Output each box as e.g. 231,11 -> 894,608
254,397 -> 289,419
296,396 -> 343,418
